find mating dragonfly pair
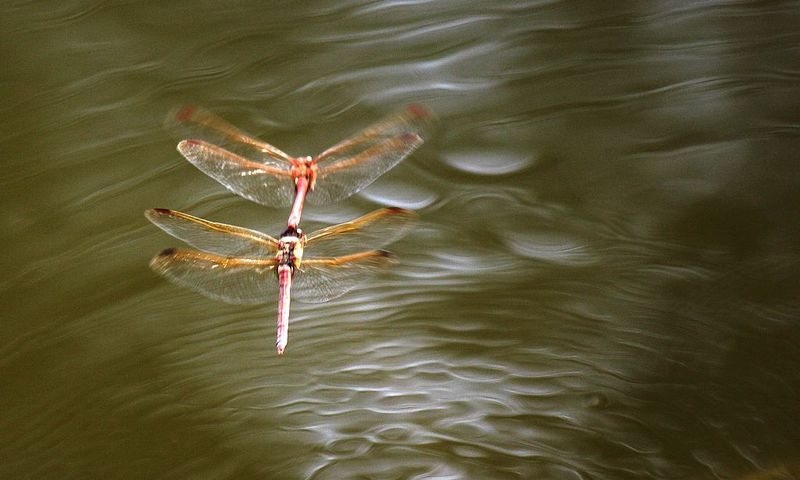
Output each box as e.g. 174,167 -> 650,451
147,104 -> 433,354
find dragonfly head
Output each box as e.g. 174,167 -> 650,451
279,226 -> 304,240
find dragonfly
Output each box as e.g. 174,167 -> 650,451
146,207 -> 417,354
166,104 -> 434,228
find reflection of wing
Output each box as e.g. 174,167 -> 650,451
150,248 -> 277,305
309,104 -> 435,204
305,208 -> 417,257
293,250 -> 396,303
165,104 -> 294,165
177,140 -> 297,207
145,208 -> 277,257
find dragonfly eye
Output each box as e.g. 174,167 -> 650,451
279,226 -> 300,238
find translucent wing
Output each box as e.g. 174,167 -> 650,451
310,134 -> 422,204
165,104 -> 294,165
145,208 -> 278,257
317,104 -> 434,160
309,104 -> 435,204
305,208 -> 417,258
150,248 -> 278,305
177,139 -> 297,207
293,250 -> 397,303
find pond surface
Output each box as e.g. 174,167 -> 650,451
2,1 -> 800,479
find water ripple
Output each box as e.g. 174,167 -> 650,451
442,150 -> 535,175
5,0 -> 800,478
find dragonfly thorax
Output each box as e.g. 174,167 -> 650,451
276,228 -> 305,271
290,156 -> 317,190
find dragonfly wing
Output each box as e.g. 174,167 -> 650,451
305,208 -> 417,257
293,250 -> 397,303
150,248 -> 277,305
145,208 -> 278,257
317,104 -> 434,159
309,104 -> 435,204
165,104 -> 295,165
177,139 -> 297,207
311,134 -> 423,204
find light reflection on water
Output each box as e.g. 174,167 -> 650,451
2,1 -> 800,479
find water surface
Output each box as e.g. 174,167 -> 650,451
2,1 -> 800,479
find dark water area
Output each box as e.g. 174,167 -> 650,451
2,1 -> 800,479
